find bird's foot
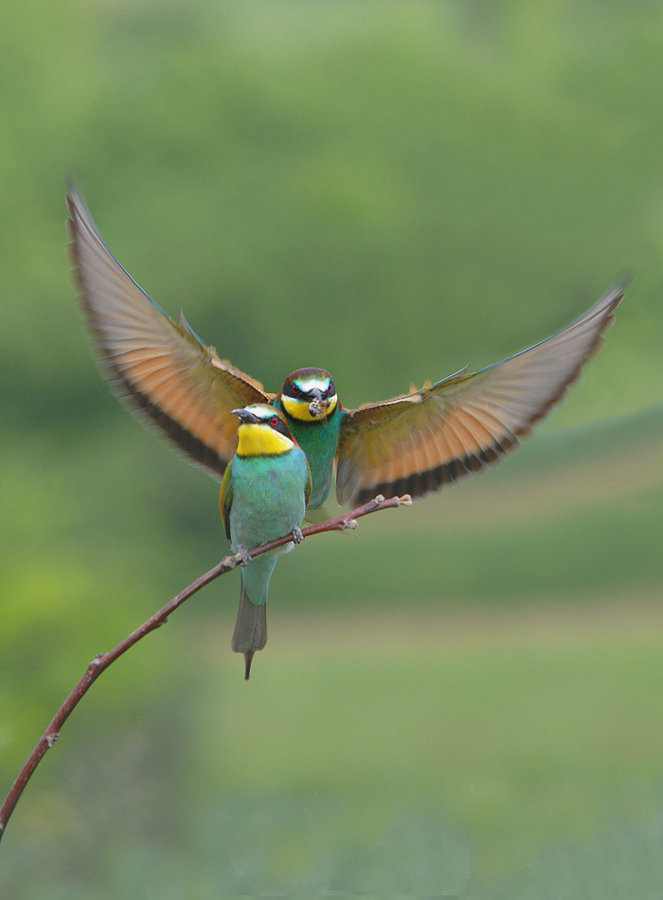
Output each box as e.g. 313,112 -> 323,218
235,546 -> 251,567
291,527 -> 304,544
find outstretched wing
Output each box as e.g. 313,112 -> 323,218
336,283 -> 626,505
67,186 -> 268,480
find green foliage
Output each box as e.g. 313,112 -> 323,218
2,0 -> 663,895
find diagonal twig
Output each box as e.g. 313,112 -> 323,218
0,493 -> 410,845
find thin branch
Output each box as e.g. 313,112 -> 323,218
0,493 -> 410,845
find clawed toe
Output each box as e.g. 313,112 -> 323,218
236,546 -> 252,567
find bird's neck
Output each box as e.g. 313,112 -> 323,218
236,424 -> 295,457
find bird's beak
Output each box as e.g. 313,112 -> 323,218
231,408 -> 260,425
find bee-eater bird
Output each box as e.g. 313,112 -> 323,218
67,186 -> 625,512
220,404 -> 311,679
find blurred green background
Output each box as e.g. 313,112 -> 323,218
2,1 -> 663,896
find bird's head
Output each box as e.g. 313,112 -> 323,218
232,405 -> 297,457
279,368 -> 338,422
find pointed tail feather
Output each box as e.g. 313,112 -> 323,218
231,580 -> 267,680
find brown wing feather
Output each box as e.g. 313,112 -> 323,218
336,282 -> 626,505
67,187 -> 268,479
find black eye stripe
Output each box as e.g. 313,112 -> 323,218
284,379 -> 336,401
258,413 -> 290,437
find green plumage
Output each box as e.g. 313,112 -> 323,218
221,416 -> 311,679
277,403 -> 343,510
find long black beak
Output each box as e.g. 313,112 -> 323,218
231,408 -> 261,425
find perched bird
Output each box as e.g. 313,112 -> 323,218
67,186 -> 625,511
220,404 -> 311,679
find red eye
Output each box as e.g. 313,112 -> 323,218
292,384 -> 300,395
270,415 -> 280,427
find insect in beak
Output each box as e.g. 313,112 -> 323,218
308,393 -> 328,418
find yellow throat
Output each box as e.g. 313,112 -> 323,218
236,423 -> 295,457
280,394 -> 338,422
